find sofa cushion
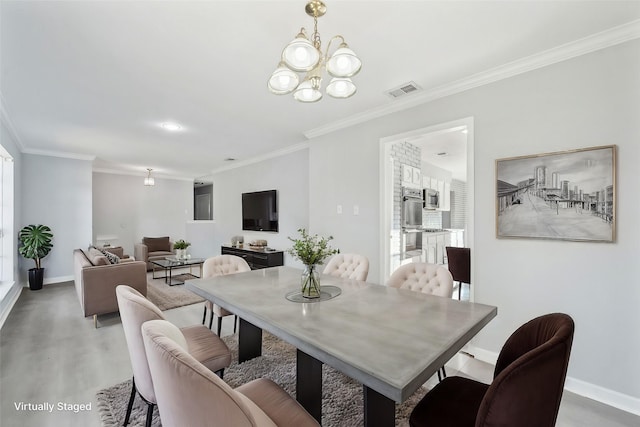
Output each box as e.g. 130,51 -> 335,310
143,236 -> 171,253
77,249 -> 93,268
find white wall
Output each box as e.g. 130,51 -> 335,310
309,40 -> 640,405
92,172 -> 192,256
207,149 -> 309,266
309,130 -> 380,276
21,154 -> 92,281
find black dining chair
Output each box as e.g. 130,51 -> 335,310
409,313 -> 574,427
445,246 -> 470,300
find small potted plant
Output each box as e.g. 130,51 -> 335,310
173,239 -> 191,259
18,224 -> 53,291
287,228 -> 339,298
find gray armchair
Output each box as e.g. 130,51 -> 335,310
134,236 -> 175,271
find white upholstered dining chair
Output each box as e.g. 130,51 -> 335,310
116,285 -> 231,427
201,255 -> 251,336
387,262 -> 454,381
322,253 -> 370,281
387,262 -> 453,298
141,319 -> 320,427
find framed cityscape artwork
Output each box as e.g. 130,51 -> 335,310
496,145 -> 616,242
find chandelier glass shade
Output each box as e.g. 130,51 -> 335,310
268,62 -> 300,94
268,1 -> 361,103
326,44 -> 362,77
326,77 -> 356,98
282,32 -> 321,72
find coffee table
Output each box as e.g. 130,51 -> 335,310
151,257 -> 204,286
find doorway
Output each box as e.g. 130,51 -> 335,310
194,181 -> 213,221
379,117 -> 474,300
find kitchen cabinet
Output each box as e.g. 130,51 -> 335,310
412,168 -> 422,185
441,182 -> 451,211
402,164 -> 413,184
423,231 -> 450,265
401,164 -> 421,187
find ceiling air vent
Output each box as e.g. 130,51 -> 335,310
386,81 -> 421,99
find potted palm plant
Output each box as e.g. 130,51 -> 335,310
18,224 -> 53,291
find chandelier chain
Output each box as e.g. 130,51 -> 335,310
312,15 -> 322,50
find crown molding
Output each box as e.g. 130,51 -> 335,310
92,168 -> 194,181
21,148 -> 95,161
0,92 -> 26,151
210,140 -> 309,174
304,19 -> 640,139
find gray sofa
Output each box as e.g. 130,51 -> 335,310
134,236 -> 175,271
73,247 -> 147,327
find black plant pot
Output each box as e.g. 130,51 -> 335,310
28,268 -> 44,291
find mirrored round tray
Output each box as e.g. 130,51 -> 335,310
285,285 -> 342,303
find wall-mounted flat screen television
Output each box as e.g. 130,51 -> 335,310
242,190 -> 278,232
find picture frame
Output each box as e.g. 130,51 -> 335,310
496,145 -> 616,242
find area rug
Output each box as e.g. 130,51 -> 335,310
146,276 -> 204,311
96,333 -> 428,426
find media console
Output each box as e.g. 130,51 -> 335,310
221,246 -> 284,270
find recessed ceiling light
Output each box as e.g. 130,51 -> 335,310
160,122 -> 182,131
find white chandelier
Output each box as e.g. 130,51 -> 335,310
268,0 -> 362,103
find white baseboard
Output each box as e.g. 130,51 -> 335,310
466,345 -> 640,416
43,275 -> 74,285
564,377 -> 640,416
0,282 -> 23,330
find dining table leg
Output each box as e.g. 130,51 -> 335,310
364,386 -> 395,427
296,349 -> 322,424
238,319 -> 262,363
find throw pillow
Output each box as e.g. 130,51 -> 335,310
88,247 -> 109,266
98,248 -> 120,264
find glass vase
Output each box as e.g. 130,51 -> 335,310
301,264 -> 321,299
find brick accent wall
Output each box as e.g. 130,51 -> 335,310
390,142 -> 421,256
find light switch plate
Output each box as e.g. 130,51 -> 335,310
353,205 -> 360,215
337,205 -> 343,214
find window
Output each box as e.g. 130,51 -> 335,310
0,145 -> 15,300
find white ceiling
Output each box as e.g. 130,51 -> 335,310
1,1 -> 639,180
412,128 -> 468,182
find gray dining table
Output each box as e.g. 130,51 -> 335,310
186,266 -> 497,427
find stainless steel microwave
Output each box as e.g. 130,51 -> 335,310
423,188 -> 440,210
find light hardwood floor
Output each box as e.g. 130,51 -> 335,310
1,281 -> 638,426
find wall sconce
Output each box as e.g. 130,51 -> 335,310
144,168 -> 155,186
